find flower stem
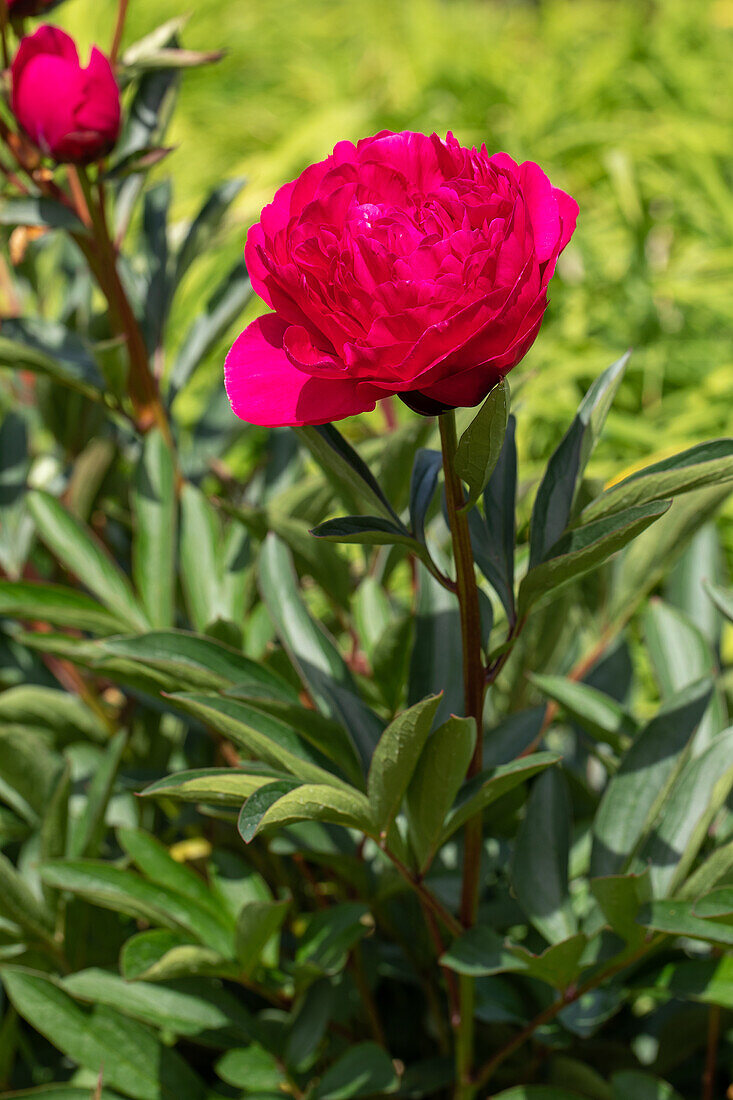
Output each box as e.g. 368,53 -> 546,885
439,410 -> 486,1100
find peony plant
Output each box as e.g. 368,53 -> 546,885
0,5 -> 732,1100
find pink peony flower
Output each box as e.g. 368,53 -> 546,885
226,131 -> 578,426
11,26 -> 121,165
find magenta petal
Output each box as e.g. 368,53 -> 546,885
519,161 -> 561,264
225,315 -> 382,427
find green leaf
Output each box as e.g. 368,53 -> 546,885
508,933 -> 589,991
0,319 -> 106,397
259,534 -> 382,768
409,449 -> 442,543
679,839 -> 733,901
61,968 -> 253,1042
706,581 -> 733,623
651,955 -> 733,1011
121,934 -> 233,982
610,1073 -> 683,1100
286,979 -> 335,1068
224,499 -> 352,609
240,782 -> 374,839
643,599 -> 724,753
27,491 -> 149,631
216,1044 -> 285,1091
0,727 -> 65,825
237,779 -> 302,841
141,766 -> 287,805
441,752 -> 560,843
637,726 -> 733,895
453,378 -> 509,509
312,1042 -> 399,1100
173,177 -> 245,290
693,888 -> 733,920
530,353 -> 630,567
0,580 -> 126,635
168,262 -> 252,401
512,769 -> 577,944
39,861 -> 233,955
1,967 -> 206,1100
440,926 -> 525,977
405,715 -> 476,871
227,698 -> 364,788
470,414 -> 517,621
296,902 -> 373,975
590,869 -> 652,947
636,899 -> 733,947
519,499 -> 670,615
0,684 -> 107,745
179,482 -> 226,632
493,1089 -> 587,1099
100,630 -> 297,700
408,565 -> 463,724
132,430 -> 176,629
120,929 -> 193,979
529,674 -> 637,752
167,692 -> 351,789
116,826 -> 224,916
311,515 -> 414,548
581,439 -> 733,523
367,694 -> 442,837
0,853 -> 56,946
235,897 -> 290,974
611,484 -> 733,621
0,197 -> 85,231
68,730 -> 126,858
295,423 -> 399,523
590,679 -> 713,878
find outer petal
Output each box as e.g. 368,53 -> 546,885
13,55 -> 80,155
11,25 -> 78,85
225,315 -> 382,427
75,47 -> 121,141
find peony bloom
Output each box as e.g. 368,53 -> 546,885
11,26 -> 121,165
226,131 -> 578,427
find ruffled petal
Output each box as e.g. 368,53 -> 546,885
225,315 -> 382,427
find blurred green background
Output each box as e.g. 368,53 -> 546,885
58,0 -> 733,520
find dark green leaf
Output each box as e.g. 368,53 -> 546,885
520,499 -> 670,615
442,752 -> 561,843
311,515 -> 414,548
453,379 -> 509,509
590,679 -> 713,878
1,967 -> 206,1100
367,694 -> 442,837
409,449 -> 442,543
590,869 -> 652,947
236,897 -> 289,974
512,769 -> 577,943
440,926 -> 525,977
406,715 -> 476,871
530,353 -> 629,566
174,177 -> 245,289
142,766 -> 288,805
216,1044 -> 285,1091
312,1042 -> 399,1100
529,674 -> 637,752
637,899 -> 733,947
0,198 -> 84,231
295,423 -> 399,523
471,414 -> 517,621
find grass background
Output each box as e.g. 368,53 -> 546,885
57,0 -> 733,521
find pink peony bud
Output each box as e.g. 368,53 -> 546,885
11,25 -> 121,165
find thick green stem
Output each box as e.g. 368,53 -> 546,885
439,410 -> 486,1100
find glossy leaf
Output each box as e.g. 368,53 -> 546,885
409,448 -> 442,542
0,580 -> 126,635
441,752 -> 561,843
453,378 -> 509,509
142,766 -> 288,805
405,715 -> 476,871
367,694 -> 442,837
295,423 -> 399,522
311,514 -> 415,548
529,674 -> 637,752
240,782 -> 373,839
